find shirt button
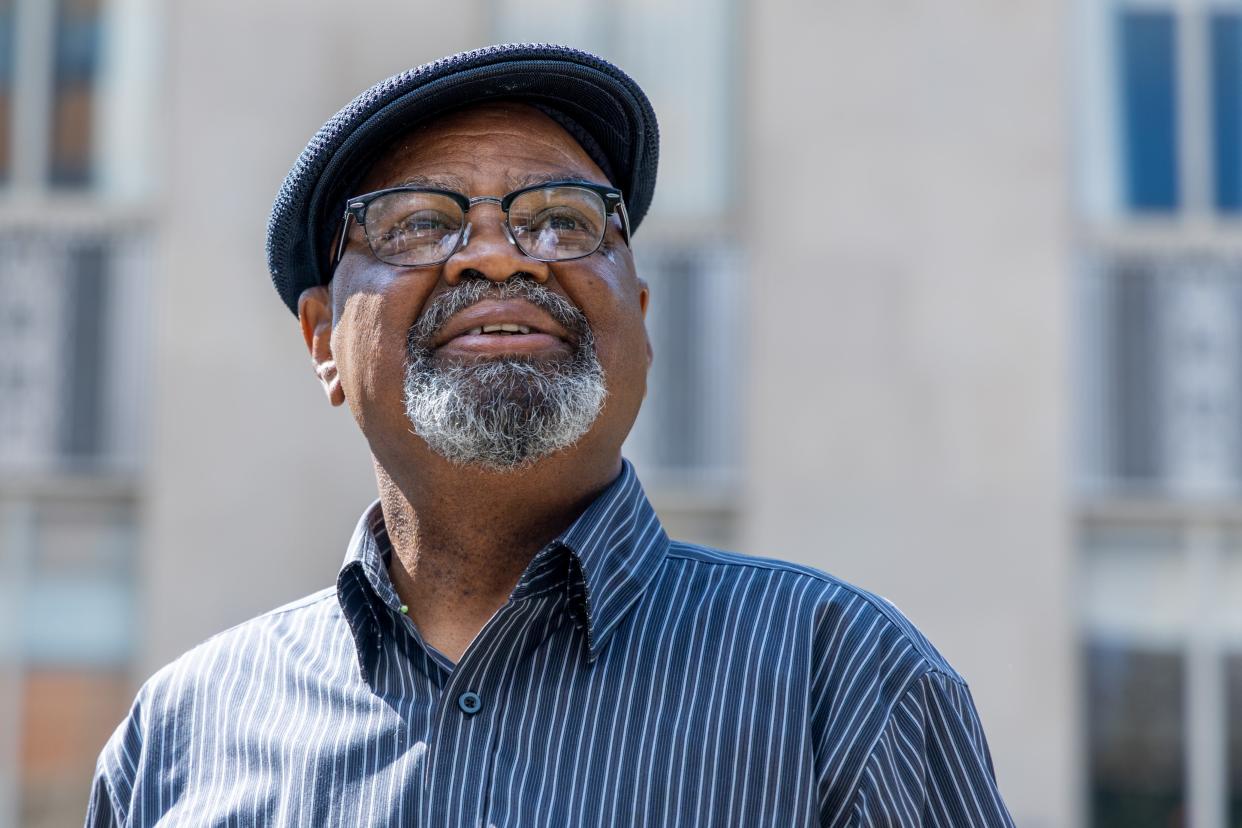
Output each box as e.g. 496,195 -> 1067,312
457,691 -> 483,715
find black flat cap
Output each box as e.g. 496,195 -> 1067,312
266,43 -> 660,315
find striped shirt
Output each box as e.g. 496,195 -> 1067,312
86,461 -> 1014,827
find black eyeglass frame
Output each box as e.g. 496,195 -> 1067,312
330,180 -> 632,272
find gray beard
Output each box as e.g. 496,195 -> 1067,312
402,278 -> 607,472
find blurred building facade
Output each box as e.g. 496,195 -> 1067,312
0,0 -> 155,825
6,0 -> 1241,826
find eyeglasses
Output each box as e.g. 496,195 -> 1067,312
332,180 -> 631,270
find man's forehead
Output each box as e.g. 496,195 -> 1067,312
361,102 -> 610,192
388,171 -> 608,193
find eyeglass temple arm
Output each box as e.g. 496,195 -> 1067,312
616,200 -> 632,245
329,212 -> 354,275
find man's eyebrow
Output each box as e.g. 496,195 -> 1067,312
386,171 -> 606,193
507,171 -> 604,190
391,174 -> 469,191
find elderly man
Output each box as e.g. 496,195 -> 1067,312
87,45 -> 1014,827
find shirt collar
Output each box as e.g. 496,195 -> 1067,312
335,505 -> 401,683
548,459 -> 669,660
336,459 -> 669,672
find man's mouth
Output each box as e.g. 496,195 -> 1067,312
464,324 -> 533,336
430,299 -> 576,357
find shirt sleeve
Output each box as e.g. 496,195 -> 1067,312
84,766 -> 119,828
845,670 -> 1015,828
83,695 -> 145,828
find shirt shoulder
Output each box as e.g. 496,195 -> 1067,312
663,541 -> 963,683
88,587 -> 347,824
148,586 -> 342,684
660,544 -> 1003,825
142,585 -> 348,716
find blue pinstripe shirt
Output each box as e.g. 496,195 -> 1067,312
87,461 -> 1014,826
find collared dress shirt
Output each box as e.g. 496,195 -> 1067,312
87,461 -> 1015,827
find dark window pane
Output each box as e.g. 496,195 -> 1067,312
1118,11 -> 1181,211
1087,642 -> 1186,827
60,239 -> 108,461
48,0 -> 101,187
1109,260 -> 1162,482
1229,653 -> 1242,825
1212,13 -> 1242,211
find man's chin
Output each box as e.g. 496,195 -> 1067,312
454,385 -> 551,413
403,338 -> 607,472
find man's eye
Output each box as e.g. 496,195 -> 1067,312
406,217 -> 445,233
385,211 -> 457,238
531,208 -> 591,233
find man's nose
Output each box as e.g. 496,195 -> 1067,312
441,205 -> 551,286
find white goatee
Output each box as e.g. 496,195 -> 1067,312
402,278 -> 607,471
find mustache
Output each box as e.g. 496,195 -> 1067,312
405,276 -> 592,352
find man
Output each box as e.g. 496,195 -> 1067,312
87,44 -> 1014,826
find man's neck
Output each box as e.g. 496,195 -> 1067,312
374,453 -> 620,664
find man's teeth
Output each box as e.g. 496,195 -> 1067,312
468,324 -> 532,336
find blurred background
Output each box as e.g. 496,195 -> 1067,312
4,0 -> 1241,825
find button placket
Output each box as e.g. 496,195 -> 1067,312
420,597 -> 554,826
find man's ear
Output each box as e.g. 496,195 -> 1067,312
298,285 -> 345,407
637,277 -> 653,368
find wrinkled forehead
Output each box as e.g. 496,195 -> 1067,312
359,101 -> 613,194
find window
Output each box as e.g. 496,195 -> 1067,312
0,227 -> 151,473
1080,0 -> 1242,220
1078,1 -> 1242,825
0,0 -> 155,197
1080,520 -> 1242,827
1078,254 -> 1242,496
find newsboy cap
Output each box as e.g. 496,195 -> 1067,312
265,43 -> 661,315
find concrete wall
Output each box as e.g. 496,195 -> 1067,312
743,2 -> 1077,826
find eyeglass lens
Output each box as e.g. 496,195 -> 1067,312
361,186 -> 608,266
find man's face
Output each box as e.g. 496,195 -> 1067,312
310,101 -> 651,474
